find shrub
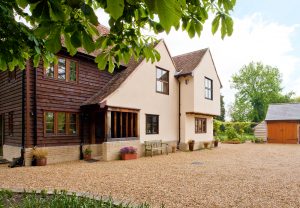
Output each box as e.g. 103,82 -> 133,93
32,147 -> 48,159
84,147 -> 92,155
225,127 -> 239,140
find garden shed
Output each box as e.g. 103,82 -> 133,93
253,121 -> 267,141
265,103 -> 300,144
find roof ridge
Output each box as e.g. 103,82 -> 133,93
172,48 -> 209,58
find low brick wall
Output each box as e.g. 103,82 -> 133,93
102,140 -> 141,161
3,145 -> 21,162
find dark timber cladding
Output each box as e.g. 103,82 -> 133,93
0,69 -> 23,146
34,51 -> 114,147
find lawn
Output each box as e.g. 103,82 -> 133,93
1,143 -> 300,207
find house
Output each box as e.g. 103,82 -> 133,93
265,103 -> 300,144
253,121 -> 267,141
0,26 -> 221,165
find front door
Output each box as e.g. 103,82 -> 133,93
0,115 -> 3,156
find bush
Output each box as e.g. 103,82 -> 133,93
225,127 -> 239,140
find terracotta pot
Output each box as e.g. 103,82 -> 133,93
84,153 -> 92,161
204,142 -> 209,148
36,158 -> 47,166
188,141 -> 194,151
214,140 -> 219,147
172,146 -> 176,153
121,153 -> 137,160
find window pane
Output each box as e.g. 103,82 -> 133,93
70,61 -> 77,81
69,113 -> 77,134
58,58 -> 66,80
57,112 -> 66,134
45,64 -> 54,78
156,68 -> 169,94
146,115 -> 159,134
45,112 -> 54,134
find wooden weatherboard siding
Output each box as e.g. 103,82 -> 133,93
267,121 -> 299,144
34,51 -> 114,147
0,69 -> 23,146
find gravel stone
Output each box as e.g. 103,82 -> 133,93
1,143 -> 300,207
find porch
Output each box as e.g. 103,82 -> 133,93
80,104 -> 141,160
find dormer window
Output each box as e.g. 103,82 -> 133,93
45,57 -> 78,82
156,67 -> 169,95
205,77 -> 213,100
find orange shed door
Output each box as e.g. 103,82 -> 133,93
267,122 -> 298,144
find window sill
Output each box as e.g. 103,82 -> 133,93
44,134 -> 79,138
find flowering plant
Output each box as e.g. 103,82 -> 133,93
120,146 -> 137,154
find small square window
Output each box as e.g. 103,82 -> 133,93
146,114 -> 159,134
195,118 -> 207,133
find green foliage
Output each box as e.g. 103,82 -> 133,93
230,62 -> 294,122
215,95 -> 225,121
225,126 -> 238,140
0,189 -> 150,208
1,0 -> 236,72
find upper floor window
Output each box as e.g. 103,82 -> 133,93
45,57 -> 78,82
156,67 -> 169,94
205,77 -> 213,100
44,111 -> 79,136
146,114 -> 159,134
195,118 -> 206,133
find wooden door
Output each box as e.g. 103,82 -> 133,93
0,115 -> 3,156
267,122 -> 298,144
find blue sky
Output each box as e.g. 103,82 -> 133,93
96,2 -> 300,119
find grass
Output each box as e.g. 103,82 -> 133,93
0,189 -> 150,208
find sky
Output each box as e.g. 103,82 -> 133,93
96,1 -> 300,119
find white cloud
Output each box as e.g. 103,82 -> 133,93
95,11 -> 300,116
158,13 -> 300,118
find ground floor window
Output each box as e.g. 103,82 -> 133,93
44,111 -> 79,136
146,114 -> 159,134
195,118 -> 206,133
111,111 -> 138,138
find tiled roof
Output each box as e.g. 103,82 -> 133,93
172,48 -> 208,76
83,57 -> 143,105
62,24 -> 110,57
265,103 -> 300,120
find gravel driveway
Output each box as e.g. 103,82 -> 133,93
1,143 -> 300,207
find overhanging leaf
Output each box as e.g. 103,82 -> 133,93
106,0 -> 124,20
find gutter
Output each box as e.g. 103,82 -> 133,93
177,81 -> 181,148
33,67 -> 37,146
21,69 -> 25,166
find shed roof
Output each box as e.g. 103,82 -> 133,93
265,103 -> 300,121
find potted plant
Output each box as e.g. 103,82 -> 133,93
120,146 -> 137,160
32,147 -> 48,166
188,140 -> 195,151
204,142 -> 210,149
84,147 -> 92,161
171,145 -> 176,153
214,138 -> 219,147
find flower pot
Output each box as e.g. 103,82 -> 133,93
214,140 -> 219,147
188,142 -> 194,151
84,153 -> 92,161
121,153 -> 137,160
172,146 -> 176,153
204,142 -> 209,149
36,157 -> 47,166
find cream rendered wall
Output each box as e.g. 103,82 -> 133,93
193,50 -> 221,115
184,115 -> 213,142
178,76 -> 194,143
104,41 -> 179,143
179,50 -> 221,143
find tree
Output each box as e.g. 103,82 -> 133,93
1,0 -> 236,73
215,95 -> 225,121
230,62 -> 294,122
